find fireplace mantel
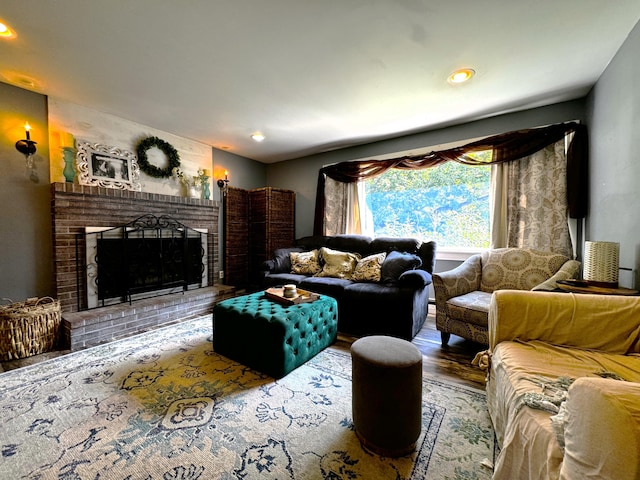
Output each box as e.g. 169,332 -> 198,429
51,182 -> 221,313
52,182 -> 220,209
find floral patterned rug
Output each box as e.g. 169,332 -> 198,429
0,316 -> 494,479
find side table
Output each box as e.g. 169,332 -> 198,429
556,280 -> 639,296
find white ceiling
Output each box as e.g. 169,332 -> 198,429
1,1 -> 639,163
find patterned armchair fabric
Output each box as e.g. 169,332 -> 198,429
433,248 -> 580,346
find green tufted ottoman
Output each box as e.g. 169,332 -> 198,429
213,291 -> 338,378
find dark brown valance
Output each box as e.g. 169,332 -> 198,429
313,122 -> 588,234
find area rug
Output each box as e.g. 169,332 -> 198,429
0,316 -> 494,480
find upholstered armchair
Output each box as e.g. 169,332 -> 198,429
432,248 -> 580,346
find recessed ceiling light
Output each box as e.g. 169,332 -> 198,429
448,68 -> 475,84
251,132 -> 265,142
0,21 -> 16,39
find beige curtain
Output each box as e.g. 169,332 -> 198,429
323,177 -> 347,236
498,139 -> 573,257
490,163 -> 509,248
323,178 -> 373,236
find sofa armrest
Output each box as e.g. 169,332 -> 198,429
489,290 -> 640,353
560,378 -> 640,480
432,254 -> 482,302
398,269 -> 432,288
261,259 -> 277,273
531,259 -> 581,291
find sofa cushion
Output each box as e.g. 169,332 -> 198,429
294,235 -> 330,251
380,251 -> 422,283
326,235 -> 372,257
370,237 -> 420,255
446,290 -> 491,327
262,272 -> 308,287
315,247 -> 361,279
299,276 -> 353,298
343,281 -> 401,296
290,250 -> 322,275
351,252 -> 386,282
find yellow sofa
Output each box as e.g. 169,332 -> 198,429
485,290 -> 640,480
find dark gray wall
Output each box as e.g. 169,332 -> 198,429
586,20 -> 640,288
266,100 -> 587,239
0,82 -> 53,299
212,148 -> 266,201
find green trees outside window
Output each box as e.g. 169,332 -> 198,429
365,154 -> 491,248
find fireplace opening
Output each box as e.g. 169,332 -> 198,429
77,214 -> 212,310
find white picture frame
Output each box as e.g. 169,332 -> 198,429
76,140 -> 141,191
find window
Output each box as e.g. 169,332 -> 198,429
364,152 -> 491,249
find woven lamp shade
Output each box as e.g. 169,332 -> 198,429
583,241 -> 619,287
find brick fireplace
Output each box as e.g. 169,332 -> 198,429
51,183 -> 235,349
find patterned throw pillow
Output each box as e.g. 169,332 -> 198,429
290,250 -> 322,275
315,247 -> 361,279
351,252 -> 387,282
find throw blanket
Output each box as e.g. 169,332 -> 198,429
518,371 -> 627,449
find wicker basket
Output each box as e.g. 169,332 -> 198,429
0,297 -> 61,361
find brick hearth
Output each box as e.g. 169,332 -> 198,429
61,285 -> 235,350
50,183 -> 235,350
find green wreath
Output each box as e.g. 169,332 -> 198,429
136,136 -> 181,178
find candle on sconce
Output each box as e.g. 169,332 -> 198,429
25,122 -> 31,140
224,170 -> 228,181
59,131 -> 75,149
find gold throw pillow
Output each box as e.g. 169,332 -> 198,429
315,247 -> 361,279
290,250 -> 322,275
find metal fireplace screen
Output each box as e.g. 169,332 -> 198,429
77,214 -> 211,310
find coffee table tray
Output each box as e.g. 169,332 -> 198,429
265,287 -> 320,305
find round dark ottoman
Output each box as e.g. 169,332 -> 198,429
351,335 -> 423,457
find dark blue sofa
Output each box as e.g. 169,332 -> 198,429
259,235 -> 436,340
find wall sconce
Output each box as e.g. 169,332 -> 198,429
217,170 -> 229,196
15,122 -> 37,168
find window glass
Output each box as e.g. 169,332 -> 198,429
364,155 -> 491,248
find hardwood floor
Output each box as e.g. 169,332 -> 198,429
2,306 -> 487,389
413,307 -> 487,389
336,305 -> 487,390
